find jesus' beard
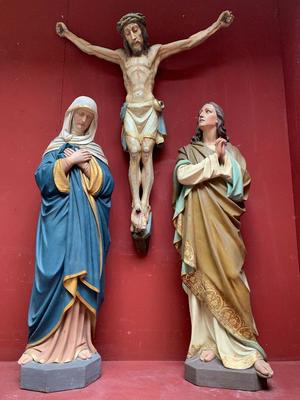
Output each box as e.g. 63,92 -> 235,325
123,39 -> 149,57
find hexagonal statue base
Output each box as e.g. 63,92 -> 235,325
185,357 -> 268,391
20,352 -> 101,392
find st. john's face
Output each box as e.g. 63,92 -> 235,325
198,103 -> 218,129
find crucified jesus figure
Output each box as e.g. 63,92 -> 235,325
56,11 -> 234,234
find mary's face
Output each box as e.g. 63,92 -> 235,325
72,108 -> 94,135
198,103 -> 217,129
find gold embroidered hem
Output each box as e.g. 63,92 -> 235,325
186,287 -> 264,370
183,271 -> 255,342
173,142 -> 267,369
183,241 -> 196,269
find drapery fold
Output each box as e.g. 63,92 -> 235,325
173,142 -> 266,363
27,144 -> 114,349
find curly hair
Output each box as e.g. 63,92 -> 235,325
192,102 -> 230,143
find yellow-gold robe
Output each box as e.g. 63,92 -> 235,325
173,142 -> 267,369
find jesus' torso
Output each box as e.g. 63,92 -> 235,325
119,45 -> 161,103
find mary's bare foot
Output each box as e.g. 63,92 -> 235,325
78,349 -> 92,360
18,353 -> 33,365
254,359 -> 274,378
200,350 -> 216,362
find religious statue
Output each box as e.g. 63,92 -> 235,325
173,102 -> 273,379
56,11 -> 234,241
18,96 -> 114,365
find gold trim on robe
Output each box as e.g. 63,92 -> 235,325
53,159 -> 70,192
27,158 -> 104,349
173,142 -> 266,366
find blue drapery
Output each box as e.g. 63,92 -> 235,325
27,144 -> 114,346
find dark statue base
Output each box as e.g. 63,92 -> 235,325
20,353 -> 101,392
132,211 -> 152,255
184,357 -> 268,391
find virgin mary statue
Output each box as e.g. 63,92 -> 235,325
19,96 -> 114,364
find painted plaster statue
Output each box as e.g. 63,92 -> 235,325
173,102 -> 273,378
18,96 -> 114,364
56,11 -> 234,237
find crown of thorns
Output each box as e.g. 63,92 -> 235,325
116,13 -> 146,33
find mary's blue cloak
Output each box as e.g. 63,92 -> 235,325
27,144 -> 114,346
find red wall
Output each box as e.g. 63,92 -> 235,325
0,0 -> 299,361
278,0 -> 300,270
